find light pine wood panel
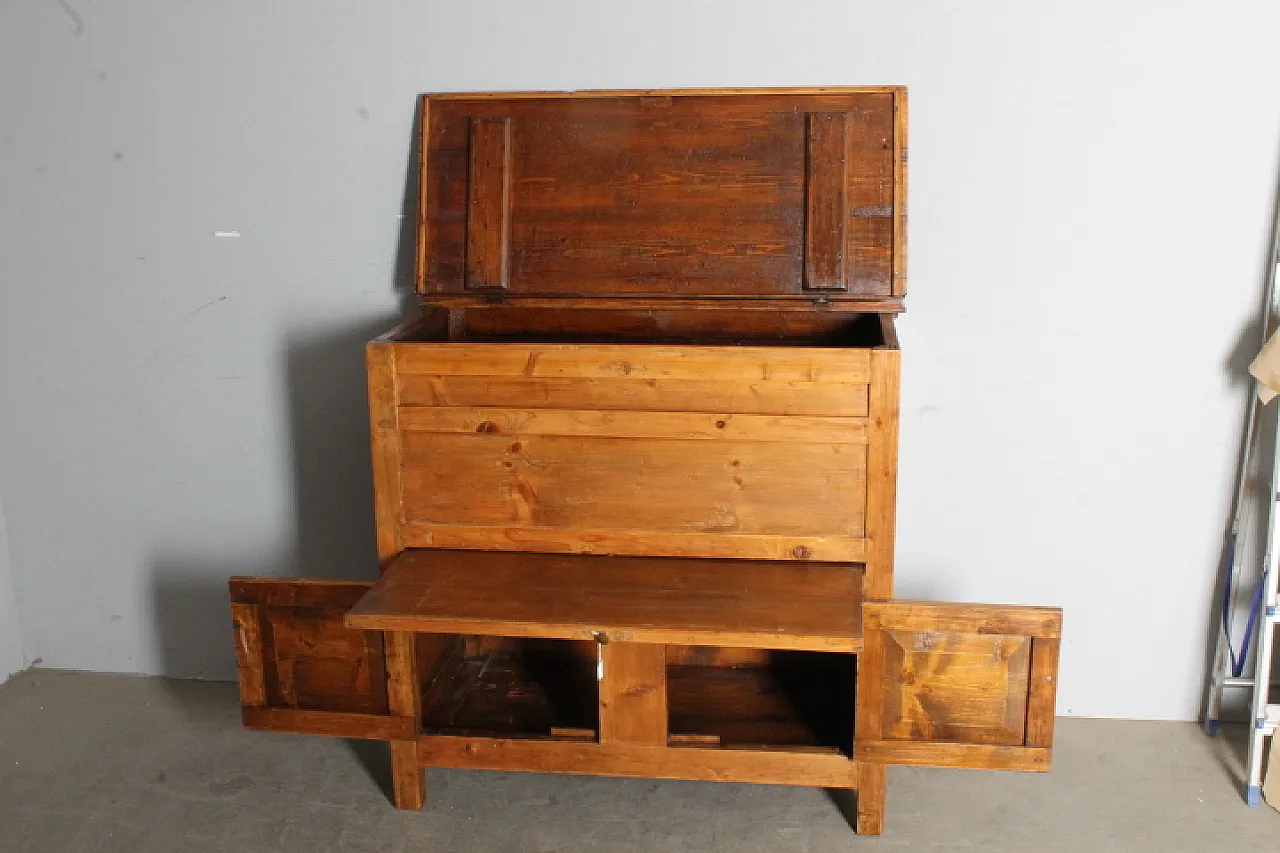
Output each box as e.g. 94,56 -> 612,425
881,631 -> 1031,745
417,736 -> 858,788
856,600 -> 1063,773
398,433 -> 866,537
599,643 -> 668,746
397,374 -> 868,416
397,407 -> 868,444
400,523 -> 864,563
392,344 -> 871,383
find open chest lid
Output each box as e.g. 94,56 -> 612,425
416,88 -> 906,310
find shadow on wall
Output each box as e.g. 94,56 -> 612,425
147,94 -> 424,686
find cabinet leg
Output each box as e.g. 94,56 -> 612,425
855,762 -> 885,835
390,740 -> 425,810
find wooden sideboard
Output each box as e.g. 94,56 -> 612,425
228,88 -> 1062,836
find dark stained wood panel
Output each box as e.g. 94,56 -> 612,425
466,117 -> 512,289
805,112 -> 850,291
421,92 -> 900,300
345,549 -> 864,652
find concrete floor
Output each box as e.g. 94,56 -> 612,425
0,671 -> 1276,852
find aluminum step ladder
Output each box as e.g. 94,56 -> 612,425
1203,191 -> 1280,806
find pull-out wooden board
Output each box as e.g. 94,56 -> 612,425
344,549 -> 863,652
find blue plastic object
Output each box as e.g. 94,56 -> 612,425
1247,785 -> 1263,807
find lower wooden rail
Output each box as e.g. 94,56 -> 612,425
416,734 -> 859,788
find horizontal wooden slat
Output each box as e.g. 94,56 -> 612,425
399,433 -> 865,537
855,741 -> 1052,772
397,375 -> 868,416
229,577 -> 374,609
400,523 -> 864,563
864,601 -> 1063,639
242,707 -> 413,741
398,407 -> 868,444
418,735 -> 857,787
344,549 -> 863,652
392,344 -> 871,383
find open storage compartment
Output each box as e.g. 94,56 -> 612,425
422,636 -> 599,740
666,647 -> 855,754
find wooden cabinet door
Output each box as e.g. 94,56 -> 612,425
229,578 -> 413,740
856,601 -> 1062,771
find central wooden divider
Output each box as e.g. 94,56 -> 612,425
344,549 -> 864,652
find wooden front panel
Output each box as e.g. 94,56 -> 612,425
229,578 -> 404,739
599,642 -> 668,745
421,90 -> 902,299
856,601 -> 1063,771
385,342 -> 870,560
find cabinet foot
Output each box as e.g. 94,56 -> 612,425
391,741 -> 425,810
855,763 -> 885,835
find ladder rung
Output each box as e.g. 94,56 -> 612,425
1222,676 -> 1280,688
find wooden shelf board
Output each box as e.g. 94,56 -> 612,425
345,549 -> 864,652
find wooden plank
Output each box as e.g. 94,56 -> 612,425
864,602 -> 1064,639
392,343 -> 871,383
367,344 -> 404,568
880,631 -> 1031,745
424,295 -> 907,312
398,433 -> 866,537
1024,638 -> 1062,748
398,407 -> 868,444
397,375 -> 868,417
855,762 -> 886,835
805,112 -> 850,291
400,523 -> 864,564
600,643 -> 667,746
344,550 -> 863,653
418,735 -> 858,787
422,92 -> 900,298
229,577 -> 374,608
892,88 -> 908,297
427,87 -> 907,100
465,116 -> 512,289
230,602 -> 267,708
863,347 -> 900,599
386,631 -> 425,810
416,95 -> 431,296
242,707 -> 414,740
856,741 -> 1052,772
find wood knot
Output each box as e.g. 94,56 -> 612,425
715,420 -> 727,429
508,442 -> 522,452
475,421 -> 499,433
791,545 -> 812,559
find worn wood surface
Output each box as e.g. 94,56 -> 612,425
863,344 -> 899,599
366,344 -> 404,568
599,642 -> 668,745
241,707 -> 414,740
229,578 -> 389,718
465,116 -> 513,290
419,89 -> 904,301
418,736 -> 858,788
857,600 -> 1063,772
421,639 -> 598,736
855,762 -> 886,835
804,112 -> 850,291
345,550 -> 864,652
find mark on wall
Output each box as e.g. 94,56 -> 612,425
213,231 -> 241,238
357,107 -> 370,121
56,0 -> 84,35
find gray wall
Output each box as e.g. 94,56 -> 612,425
1,0 -> 1279,718
0,494 -> 24,682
